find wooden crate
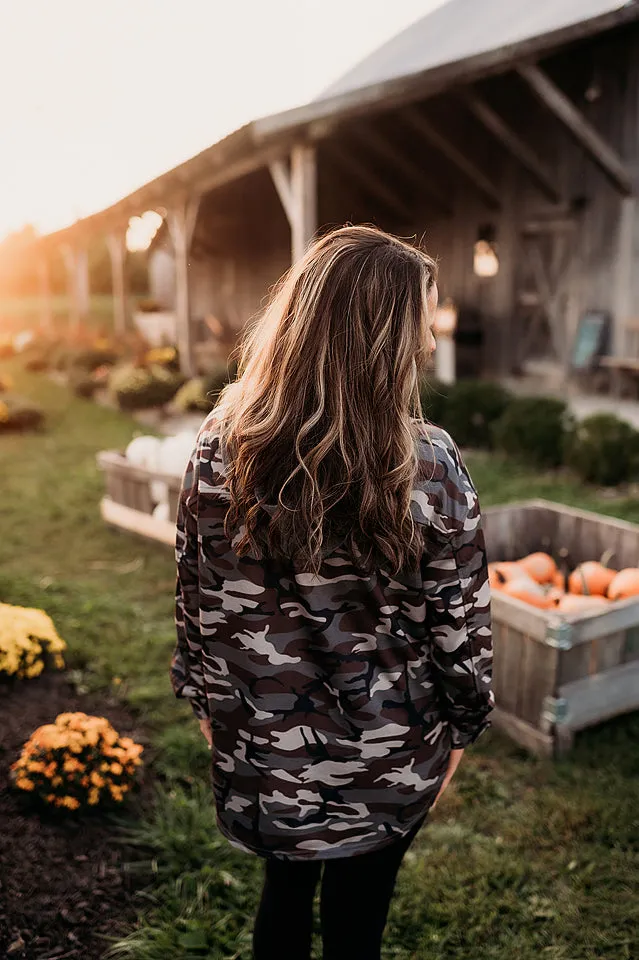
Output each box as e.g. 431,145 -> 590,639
97,450 -> 182,545
483,499 -> 639,756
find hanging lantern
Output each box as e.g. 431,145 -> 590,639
473,225 -> 499,278
433,298 -> 458,338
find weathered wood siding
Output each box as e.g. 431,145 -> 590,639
149,23 -> 639,373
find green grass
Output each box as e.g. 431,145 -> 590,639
0,294 -> 116,330
1,358 -> 638,959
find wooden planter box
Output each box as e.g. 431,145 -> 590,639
97,450 -> 182,546
483,499 -> 639,756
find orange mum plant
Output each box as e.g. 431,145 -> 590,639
11,712 -> 143,811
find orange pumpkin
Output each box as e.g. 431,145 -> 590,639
501,576 -> 553,609
568,562 -> 616,597
518,552 -> 558,585
607,568 -> 639,601
553,569 -> 566,591
545,586 -> 564,608
557,594 -> 609,614
489,562 -> 522,590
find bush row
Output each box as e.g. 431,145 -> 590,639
420,379 -> 639,487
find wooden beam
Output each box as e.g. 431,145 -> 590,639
353,125 -> 452,216
269,158 -> 295,224
401,106 -> 501,208
517,63 -> 634,196
462,91 -> 561,203
106,229 -> 128,336
328,143 -> 414,222
166,194 -> 202,377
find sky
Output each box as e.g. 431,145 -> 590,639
0,0 -> 443,243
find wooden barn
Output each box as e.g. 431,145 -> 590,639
41,0 -> 639,389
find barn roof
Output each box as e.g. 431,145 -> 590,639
43,0 -> 639,244
322,0 -> 634,99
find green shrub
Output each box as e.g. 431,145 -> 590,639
493,396 -> 571,468
565,414 -> 639,486
419,379 -> 452,427
440,380 -> 512,449
0,393 -> 45,432
109,363 -> 185,411
172,378 -> 214,413
71,374 -> 99,399
69,346 -> 119,373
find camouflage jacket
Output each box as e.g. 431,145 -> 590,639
171,415 -> 493,860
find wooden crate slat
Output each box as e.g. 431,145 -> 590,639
559,658 -> 639,731
557,641 -> 593,685
623,626 -> 639,663
491,706 -> 554,757
570,598 -> 639,643
595,631 -> 627,673
490,593 -> 549,641
101,497 -> 176,546
492,622 -> 526,715
517,639 -> 559,726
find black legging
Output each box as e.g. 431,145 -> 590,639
253,818 -> 424,960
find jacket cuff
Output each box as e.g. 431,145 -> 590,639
187,696 -> 210,721
448,717 -> 491,749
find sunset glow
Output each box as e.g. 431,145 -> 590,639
0,0 -> 441,242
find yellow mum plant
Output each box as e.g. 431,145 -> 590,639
144,345 -> 177,367
0,602 -> 66,679
11,712 -> 143,811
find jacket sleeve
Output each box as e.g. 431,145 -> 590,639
171,442 -> 209,721
423,441 -> 493,749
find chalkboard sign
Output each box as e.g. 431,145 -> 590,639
571,311 -> 610,371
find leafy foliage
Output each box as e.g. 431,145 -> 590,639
565,413 -> 639,486
493,396 -> 571,468
0,392 -> 45,431
109,363 -> 185,411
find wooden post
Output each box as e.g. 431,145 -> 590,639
106,229 -> 128,336
269,143 -> 317,264
166,195 -> 201,377
75,247 -> 90,322
61,244 -> 81,331
37,256 -> 53,334
612,196 -> 637,354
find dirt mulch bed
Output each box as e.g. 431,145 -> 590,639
0,673 -> 152,960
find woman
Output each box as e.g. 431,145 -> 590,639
171,225 -> 493,960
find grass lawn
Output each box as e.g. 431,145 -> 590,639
0,294 -> 116,331
1,358 -> 638,960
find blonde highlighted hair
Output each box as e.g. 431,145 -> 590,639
217,225 -> 437,574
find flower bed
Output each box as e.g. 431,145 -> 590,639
11,711 -> 143,811
0,393 -> 45,432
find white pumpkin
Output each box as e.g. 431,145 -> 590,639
152,501 -> 171,523
157,431 -> 197,477
125,435 -> 161,471
150,480 -> 169,505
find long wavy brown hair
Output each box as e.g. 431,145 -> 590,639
217,225 -> 438,574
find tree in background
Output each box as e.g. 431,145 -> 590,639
0,226 -> 149,298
